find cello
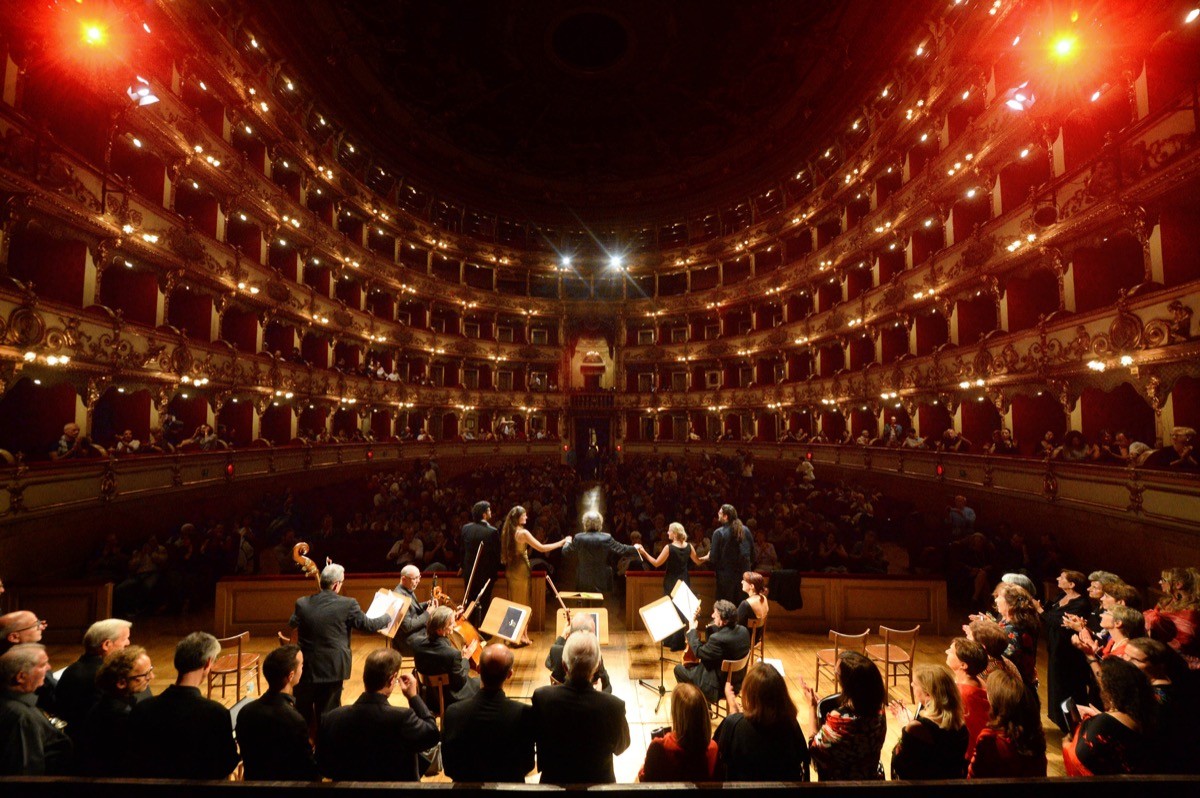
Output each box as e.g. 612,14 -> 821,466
431,576 -> 486,671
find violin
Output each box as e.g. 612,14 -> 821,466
432,579 -> 484,671
683,601 -> 705,665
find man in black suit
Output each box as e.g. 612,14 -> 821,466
290,562 -> 393,729
545,613 -> 612,693
316,648 -> 440,781
0,644 -> 72,776
673,599 -> 751,701
236,644 -> 318,781
442,643 -> 534,782
391,564 -> 432,657
55,618 -> 133,732
126,632 -> 240,780
563,510 -> 637,593
413,606 -> 480,714
532,631 -> 629,784
460,500 -> 501,626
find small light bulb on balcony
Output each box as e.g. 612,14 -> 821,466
1120,355 -> 1134,366
959,381 -> 971,389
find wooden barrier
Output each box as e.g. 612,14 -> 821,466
6,581 -> 114,645
625,571 -> 947,635
214,572 -> 546,638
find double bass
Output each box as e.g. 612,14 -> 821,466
280,542 -> 323,645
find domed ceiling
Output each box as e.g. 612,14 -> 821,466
250,0 -> 933,231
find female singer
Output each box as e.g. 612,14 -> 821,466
701,504 -> 755,605
636,522 -> 703,651
500,505 -> 570,647
736,572 -> 769,634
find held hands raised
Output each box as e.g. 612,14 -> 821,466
887,699 -> 913,723
397,673 -> 419,699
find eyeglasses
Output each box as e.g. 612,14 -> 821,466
17,619 -> 48,633
128,666 -> 155,680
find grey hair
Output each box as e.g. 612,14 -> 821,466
84,618 -> 132,651
173,632 -> 221,674
400,564 -> 421,580
563,631 -> 600,684
0,643 -> 46,686
321,563 -> 346,589
1088,570 -> 1123,586
581,510 -> 603,533
1000,574 -> 1037,598
568,614 -> 596,635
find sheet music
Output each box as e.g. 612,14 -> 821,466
763,657 -> 786,677
366,589 -> 408,638
639,595 -> 686,643
670,580 -> 700,620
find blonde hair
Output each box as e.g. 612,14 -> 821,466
668,522 -> 687,543
913,665 -> 964,730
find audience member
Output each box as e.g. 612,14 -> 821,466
316,648 -> 440,781
714,664 -> 808,781
127,632 -> 239,780
0,644 -> 71,775
888,665 -> 969,779
75,645 -> 151,776
55,618 -> 133,730
967,671 -> 1046,778
640,682 -> 723,781
945,638 -> 991,763
1063,658 -> 1156,775
442,644 -> 535,783
804,650 -> 887,781
236,645 -> 318,782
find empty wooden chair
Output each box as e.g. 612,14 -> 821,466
207,632 -> 261,700
814,628 -> 869,694
710,651 -> 752,719
865,625 -> 920,701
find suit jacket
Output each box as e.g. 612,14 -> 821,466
290,588 -> 390,683
461,521 -> 501,593
75,692 -> 134,776
685,623 -> 752,700
55,652 -> 104,730
442,688 -> 534,782
236,691 -> 318,781
545,635 -> 612,693
0,690 -> 73,776
565,531 -> 637,593
127,685 -> 239,780
532,681 -> 630,784
316,692 -> 439,782
391,584 -> 431,656
413,633 -> 480,710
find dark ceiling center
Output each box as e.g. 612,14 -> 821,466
550,11 -> 630,73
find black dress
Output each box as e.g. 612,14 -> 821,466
890,716 -> 968,780
1042,592 -> 1092,733
713,713 -> 809,781
663,544 -> 693,651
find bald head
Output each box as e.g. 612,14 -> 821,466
0,611 -> 42,653
478,643 -> 514,689
568,614 -> 596,636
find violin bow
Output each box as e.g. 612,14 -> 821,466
461,541 -> 485,612
544,574 -> 571,623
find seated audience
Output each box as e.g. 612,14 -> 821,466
546,613 -> 612,692
640,682 -> 723,781
55,618 -> 132,730
0,611 -> 56,712
889,665 -> 969,779
967,670 -> 1046,778
236,645 -> 318,782
674,599 -> 752,703
0,644 -> 71,775
1143,566 -> 1200,669
532,631 -> 630,784
1122,637 -> 1199,774
113,429 -> 141,455
75,645 -> 152,776
714,664 -> 808,781
413,606 -> 480,712
804,650 -> 887,781
945,638 -> 991,763
1064,658 -> 1156,775
1142,426 -> 1199,471
127,632 -> 239,780
442,644 -> 534,783
317,648 -> 439,782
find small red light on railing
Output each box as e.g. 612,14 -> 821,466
936,463 -> 945,477
806,450 -> 813,461
562,445 -> 569,452
616,445 -> 622,452
366,449 -> 374,460
225,462 -> 235,477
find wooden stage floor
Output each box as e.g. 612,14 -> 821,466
41,606 -> 1066,782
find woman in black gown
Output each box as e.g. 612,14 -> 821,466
700,504 -> 755,605
1043,569 -> 1092,732
637,522 -> 703,650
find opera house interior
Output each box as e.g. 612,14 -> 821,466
1,0 -> 1199,793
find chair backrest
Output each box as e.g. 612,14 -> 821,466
746,616 -> 765,646
879,625 -> 920,656
215,631 -> 248,659
421,672 -> 451,719
721,651 -> 752,677
828,628 -> 870,654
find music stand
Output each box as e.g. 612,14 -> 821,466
366,589 -> 411,639
555,607 -> 609,645
637,595 -> 687,712
481,597 -> 532,644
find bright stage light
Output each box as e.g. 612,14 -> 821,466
1051,34 -> 1078,59
1187,8 -> 1199,24
82,22 -> 108,47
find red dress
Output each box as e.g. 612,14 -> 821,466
1144,608 -> 1200,669
958,683 -> 991,763
967,728 -> 1047,778
639,732 -> 722,782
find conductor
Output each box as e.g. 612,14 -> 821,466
564,510 -> 637,593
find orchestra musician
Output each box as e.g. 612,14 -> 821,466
391,565 -> 433,657
546,613 -> 613,693
412,606 -> 480,713
674,599 -> 751,702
